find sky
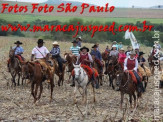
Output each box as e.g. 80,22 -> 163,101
3,0 -> 163,8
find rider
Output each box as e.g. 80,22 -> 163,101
138,52 -> 146,67
8,41 -> 24,72
118,48 -> 126,69
124,50 -> 144,93
125,46 -> 132,58
13,41 -> 24,60
76,36 -> 82,47
91,44 -> 103,74
109,45 -> 119,57
50,41 -> 66,74
70,40 -> 80,57
70,46 -> 93,87
31,39 -> 51,81
154,41 -> 161,50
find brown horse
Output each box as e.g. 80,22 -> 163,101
105,56 -> 118,89
22,61 -> 54,103
50,58 -> 66,86
8,47 -> 23,86
64,53 -> 77,72
102,51 -> 109,62
91,55 -> 103,85
116,71 -> 141,109
148,54 -> 161,74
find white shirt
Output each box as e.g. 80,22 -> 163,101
32,46 -> 49,59
124,56 -> 138,72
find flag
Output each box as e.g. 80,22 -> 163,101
125,30 -> 139,50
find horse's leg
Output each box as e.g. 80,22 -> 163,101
50,78 -> 54,102
12,72 -> 16,86
129,94 -> 132,108
73,85 -> 77,104
17,73 -> 20,86
133,93 -> 136,108
108,74 -> 111,87
92,85 -> 96,103
120,92 -> 124,110
38,82 -> 43,101
34,82 -> 39,103
83,87 -> 87,105
31,81 -> 35,102
144,77 -> 148,91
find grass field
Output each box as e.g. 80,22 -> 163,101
0,13 -> 163,24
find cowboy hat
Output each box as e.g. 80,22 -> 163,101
113,41 -> 117,43
155,41 -> 159,44
120,48 -> 124,51
112,45 -> 116,48
72,40 -> 78,43
130,50 -> 136,55
139,52 -> 145,56
14,41 -> 22,45
80,46 -> 89,52
92,44 -> 98,48
76,36 -> 82,41
37,39 -> 44,44
52,41 -> 59,45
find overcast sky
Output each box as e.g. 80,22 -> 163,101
3,0 -> 163,7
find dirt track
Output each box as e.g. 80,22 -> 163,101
0,36 -> 162,121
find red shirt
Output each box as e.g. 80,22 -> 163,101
127,58 -> 136,70
80,53 -> 91,66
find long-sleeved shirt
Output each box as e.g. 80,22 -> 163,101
124,57 -> 138,72
13,46 -> 24,55
90,50 -> 102,61
77,41 -> 81,47
109,50 -> 119,57
50,47 -> 60,56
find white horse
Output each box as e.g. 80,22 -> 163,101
73,64 -> 96,104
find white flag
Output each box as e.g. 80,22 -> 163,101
125,29 -> 139,50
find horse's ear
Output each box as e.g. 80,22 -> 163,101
79,63 -> 81,67
73,63 -> 75,67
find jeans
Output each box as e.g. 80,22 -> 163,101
52,55 -> 63,72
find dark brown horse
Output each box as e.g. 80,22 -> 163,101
92,55 -> 103,85
64,53 -> 77,72
50,58 -> 66,86
105,56 -> 118,89
8,47 -> 23,86
116,71 -> 141,109
22,61 -> 54,103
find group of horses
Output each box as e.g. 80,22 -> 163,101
8,47 -> 161,109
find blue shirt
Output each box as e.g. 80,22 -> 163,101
77,41 -> 81,47
70,46 -> 80,56
118,44 -> 123,49
13,46 -> 24,55
90,50 -> 102,61
50,46 -> 60,56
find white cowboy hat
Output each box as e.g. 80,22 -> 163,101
112,45 -> 116,48
129,50 -> 136,55
76,36 -> 82,41
52,41 -> 59,45
120,48 -> 124,50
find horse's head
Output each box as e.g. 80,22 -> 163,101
116,71 -> 124,86
73,63 -> 82,80
21,61 -> 30,79
9,46 -> 15,59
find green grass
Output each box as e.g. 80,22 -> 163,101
0,13 -> 163,24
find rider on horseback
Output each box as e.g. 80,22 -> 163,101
8,41 -> 24,72
50,41 -> 66,74
91,44 -> 103,74
124,50 -> 144,93
31,39 -> 52,81
70,40 -> 80,57
118,48 -> 126,69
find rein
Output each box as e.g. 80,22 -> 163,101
122,72 -> 130,87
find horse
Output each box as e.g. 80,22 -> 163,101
50,58 -> 66,86
105,56 -> 118,89
102,51 -> 110,62
8,47 -> 23,86
116,71 -> 141,109
91,55 -> 103,85
64,53 -> 77,72
73,64 -> 96,105
21,61 -> 54,103
148,54 -> 161,74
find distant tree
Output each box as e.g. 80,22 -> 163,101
158,5 -> 161,9
132,5 -> 134,8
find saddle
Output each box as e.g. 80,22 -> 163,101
15,55 -> 24,62
71,64 -> 99,79
128,70 -> 142,84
